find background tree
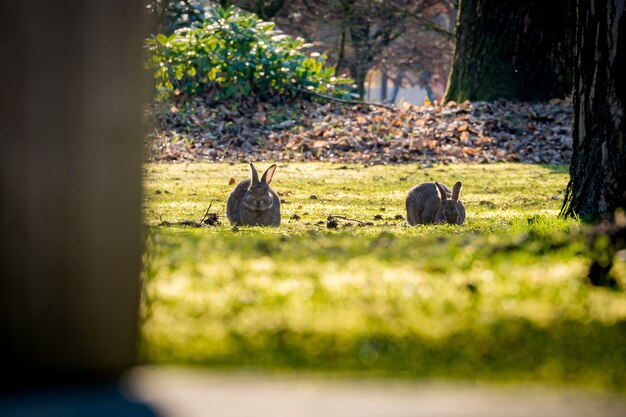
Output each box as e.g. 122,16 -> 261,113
215,0 -> 455,99
560,0 -> 625,221
444,0 -> 574,102
147,0 -> 206,34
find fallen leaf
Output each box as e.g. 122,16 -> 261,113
253,111 -> 267,123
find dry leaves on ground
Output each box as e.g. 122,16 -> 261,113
146,96 -> 572,165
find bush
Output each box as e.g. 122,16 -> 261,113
146,6 -> 354,101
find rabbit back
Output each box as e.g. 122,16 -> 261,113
406,182 -> 450,225
226,179 -> 249,226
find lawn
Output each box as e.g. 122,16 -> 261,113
141,162 -> 626,390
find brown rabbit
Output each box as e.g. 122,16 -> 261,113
227,163 -> 281,226
406,181 -> 465,225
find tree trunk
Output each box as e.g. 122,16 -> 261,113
348,8 -> 372,99
381,71 -> 388,102
350,63 -> 368,99
444,0 -> 574,102
0,0 -> 146,386
560,1 -> 626,221
390,69 -> 405,103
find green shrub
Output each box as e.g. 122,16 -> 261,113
146,6 -> 354,101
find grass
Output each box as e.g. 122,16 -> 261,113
141,162 -> 626,391
143,162 -> 569,232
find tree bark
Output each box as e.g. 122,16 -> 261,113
560,1 -> 626,221
347,6 -> 372,99
0,0 -> 146,386
444,0 -> 574,102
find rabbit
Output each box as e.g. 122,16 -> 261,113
406,181 -> 465,225
227,163 -> 281,226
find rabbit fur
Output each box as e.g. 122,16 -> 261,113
227,163 -> 281,226
406,181 -> 465,225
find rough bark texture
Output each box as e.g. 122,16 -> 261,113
561,1 -> 626,221
0,0 -> 146,385
444,0 -> 574,102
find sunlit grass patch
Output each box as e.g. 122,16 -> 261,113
141,162 -> 626,390
143,162 -> 571,234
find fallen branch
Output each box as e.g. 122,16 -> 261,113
328,214 -> 371,226
295,88 -> 397,111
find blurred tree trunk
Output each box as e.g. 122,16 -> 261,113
446,1 -> 456,32
560,0 -> 626,221
381,71 -> 388,102
0,0 -> 146,386
346,3 -> 398,100
348,8 -> 373,99
390,69 -> 406,103
444,0 -> 574,102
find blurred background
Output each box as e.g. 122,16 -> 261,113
146,0 -> 456,104
2,1 -> 625,416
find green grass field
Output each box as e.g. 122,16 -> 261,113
141,162 -> 626,390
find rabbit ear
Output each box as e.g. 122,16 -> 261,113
435,182 -> 448,201
452,181 -> 462,200
261,164 -> 277,185
249,163 -> 260,183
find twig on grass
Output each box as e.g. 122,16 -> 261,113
199,203 -> 212,224
328,214 -> 371,226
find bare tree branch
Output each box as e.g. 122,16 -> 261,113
387,2 -> 454,38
